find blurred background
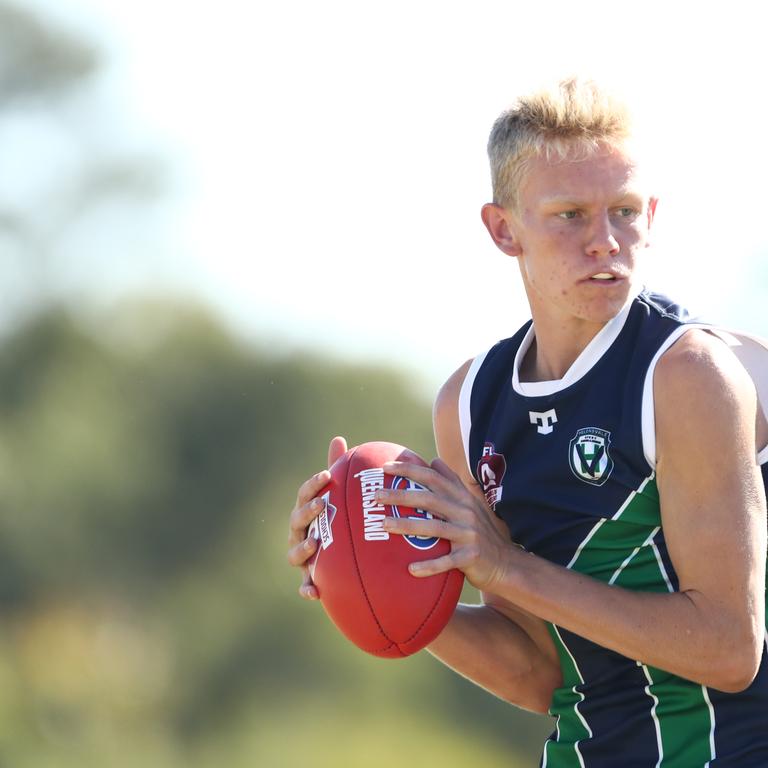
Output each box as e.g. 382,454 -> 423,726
0,0 -> 766,765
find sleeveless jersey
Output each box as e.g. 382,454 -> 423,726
459,291 -> 768,767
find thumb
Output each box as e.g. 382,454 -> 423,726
328,435 -> 348,468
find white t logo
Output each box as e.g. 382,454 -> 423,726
529,409 -> 558,435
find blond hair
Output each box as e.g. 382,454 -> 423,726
488,77 -> 635,209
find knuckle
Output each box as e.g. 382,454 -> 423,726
297,471 -> 327,503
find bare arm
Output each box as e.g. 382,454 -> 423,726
380,331 -> 767,692
424,360 -> 562,714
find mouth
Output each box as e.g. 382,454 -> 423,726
585,272 -> 625,284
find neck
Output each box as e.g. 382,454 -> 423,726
519,313 -> 608,383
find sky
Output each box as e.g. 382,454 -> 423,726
15,0 -> 768,392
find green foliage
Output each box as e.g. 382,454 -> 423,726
0,302 -> 553,766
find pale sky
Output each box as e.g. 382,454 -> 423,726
18,0 -> 768,392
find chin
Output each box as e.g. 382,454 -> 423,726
588,281 -> 635,316
575,294 -> 631,326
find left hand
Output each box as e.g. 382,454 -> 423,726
375,457 -> 521,593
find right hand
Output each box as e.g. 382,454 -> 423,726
287,436 -> 348,600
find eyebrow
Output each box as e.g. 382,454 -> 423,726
538,191 -> 645,208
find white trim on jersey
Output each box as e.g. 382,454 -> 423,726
550,624 -> 593,768
642,326 -> 768,469
639,663 -> 664,768
512,300 -> 633,397
458,349 -> 490,477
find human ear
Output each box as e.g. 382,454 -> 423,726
647,197 -> 658,227
480,203 -> 522,258
644,197 -> 659,247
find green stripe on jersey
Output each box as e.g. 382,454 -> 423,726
566,477 -> 661,586
547,476 -> 715,767
611,539 -> 715,766
544,624 -> 591,768
639,666 -> 715,767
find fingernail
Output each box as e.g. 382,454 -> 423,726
311,497 -> 323,509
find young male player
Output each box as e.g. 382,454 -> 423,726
288,78 -> 768,765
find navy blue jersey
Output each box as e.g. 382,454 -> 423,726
459,291 -> 768,767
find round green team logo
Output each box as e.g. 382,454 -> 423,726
569,427 -> 614,486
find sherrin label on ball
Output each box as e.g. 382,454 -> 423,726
307,491 -> 337,551
316,492 -> 336,550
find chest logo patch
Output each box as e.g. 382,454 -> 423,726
569,427 -> 614,486
477,442 -> 507,511
529,408 -> 558,434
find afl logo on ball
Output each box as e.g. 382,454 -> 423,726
569,427 -> 614,486
390,476 -> 439,550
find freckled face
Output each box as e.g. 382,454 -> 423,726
511,145 -> 655,329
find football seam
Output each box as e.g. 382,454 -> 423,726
398,569 -> 453,649
345,448 -> 400,656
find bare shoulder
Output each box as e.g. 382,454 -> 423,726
433,359 -> 475,487
655,328 -> 759,468
434,359 -> 473,418
655,328 -> 757,410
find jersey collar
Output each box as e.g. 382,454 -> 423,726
512,299 -> 634,397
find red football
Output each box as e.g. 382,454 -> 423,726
308,441 -> 464,658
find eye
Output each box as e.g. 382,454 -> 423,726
616,206 -> 638,218
558,210 -> 579,220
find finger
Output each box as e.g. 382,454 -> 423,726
376,486 -> 432,508
287,534 -> 318,567
288,496 -> 325,543
328,436 -> 348,468
375,486 -> 462,521
295,470 -> 331,507
382,460 -> 456,495
299,567 -> 319,600
382,514 -> 454,541
407,553 -> 458,578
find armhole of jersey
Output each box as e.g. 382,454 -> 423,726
458,349 -> 490,477
643,325 -> 768,468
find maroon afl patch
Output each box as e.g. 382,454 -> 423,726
477,442 -> 507,511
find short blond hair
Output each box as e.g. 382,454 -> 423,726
488,77 -> 635,209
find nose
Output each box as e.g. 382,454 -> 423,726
586,214 -> 620,258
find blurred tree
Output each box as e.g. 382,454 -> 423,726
0,0 -> 164,326
0,2 -> 97,103
0,3 -> 553,765
0,300 -> 552,765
